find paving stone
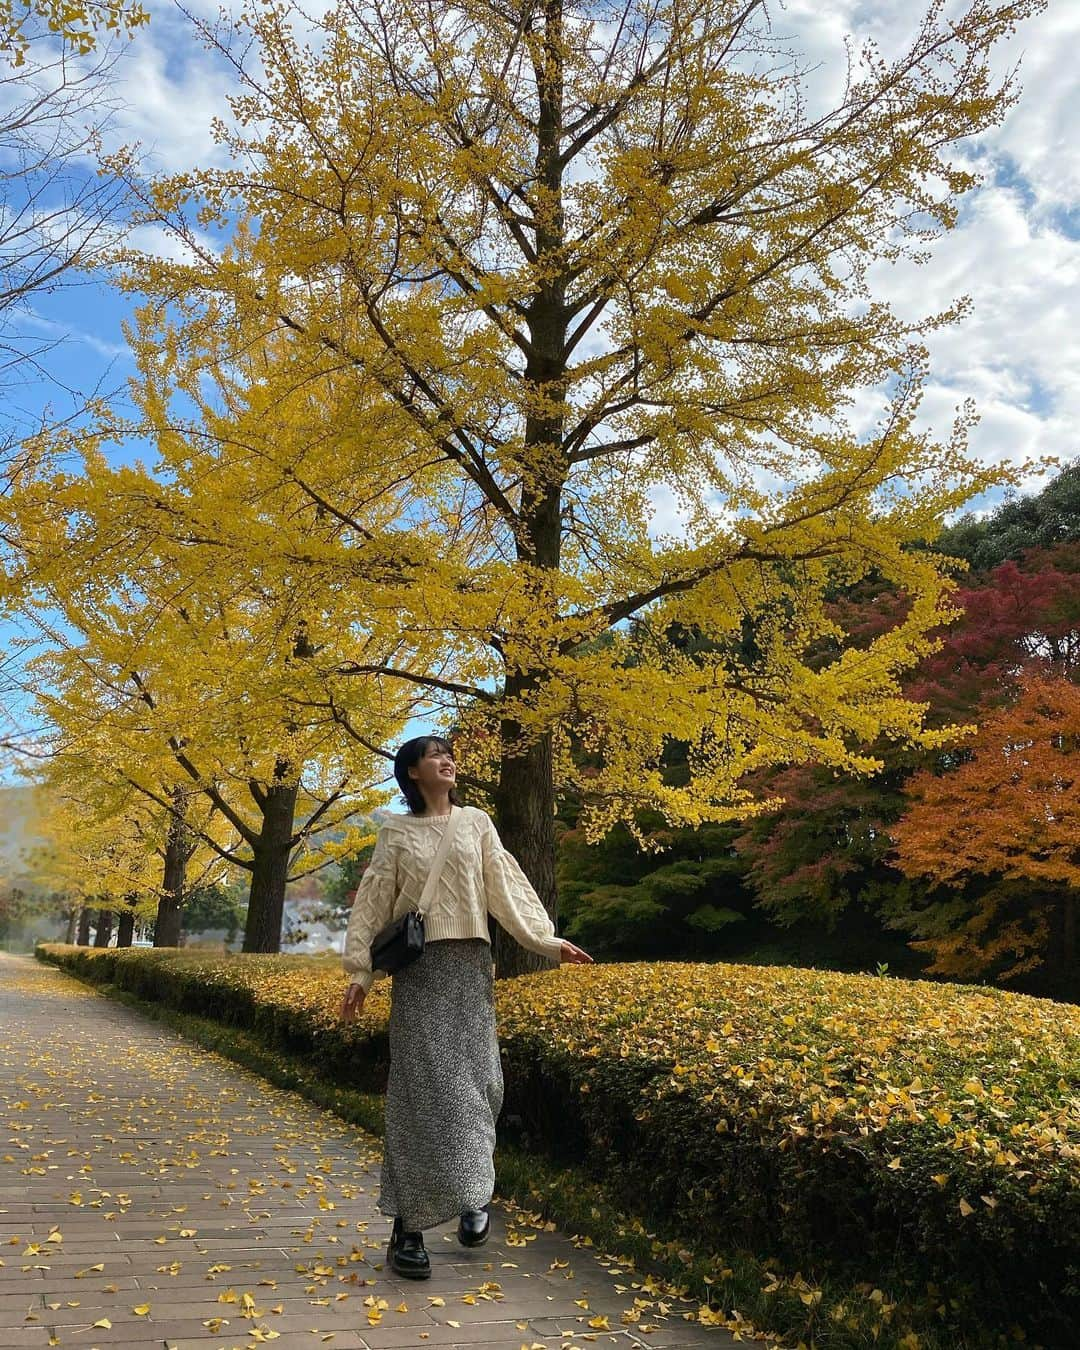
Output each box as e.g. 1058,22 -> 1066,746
435,1344 -> 630,1350
351,1324 -> 534,1348
52,1344 -> 150,1350
427,1341 -> 639,1350
10,1253 -> 133,1269
42,1309 -> 152,1334
162,1336 -> 370,1349
39,1293 -> 143,1314
0,1331 -> 52,1348
0,956 -> 734,1349
40,1275 -> 139,1300
0,1301 -> 43,1319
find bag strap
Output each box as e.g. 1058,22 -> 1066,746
416,804 -> 462,921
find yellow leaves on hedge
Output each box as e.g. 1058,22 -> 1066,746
43,942 -> 1080,1212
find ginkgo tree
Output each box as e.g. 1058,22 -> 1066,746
69,0 -> 1045,974
29,744 -> 238,946
27,776 -> 167,947
1,452 -> 420,949
1,0 -> 146,63
24,592 -> 411,950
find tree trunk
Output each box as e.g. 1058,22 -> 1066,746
93,910 -> 113,947
76,908 -> 91,945
1063,892 -> 1076,976
242,779 -> 299,953
489,2 -> 567,979
155,792 -> 189,947
116,911 -> 135,947
492,712 -> 560,980
64,908 -> 79,944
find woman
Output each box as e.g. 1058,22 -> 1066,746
339,735 -> 593,1280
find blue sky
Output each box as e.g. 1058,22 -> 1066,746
4,0 -> 1079,772
15,0 -> 1078,493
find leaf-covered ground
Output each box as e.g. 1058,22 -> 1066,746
0,954 -> 740,1350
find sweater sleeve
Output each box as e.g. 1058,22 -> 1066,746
478,810 -> 563,962
342,825 -> 398,994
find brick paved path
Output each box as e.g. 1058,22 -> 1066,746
0,956 -> 739,1350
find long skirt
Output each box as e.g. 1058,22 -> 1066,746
377,937 -> 504,1232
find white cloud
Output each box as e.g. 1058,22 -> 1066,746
868,180 -> 1080,472
19,308 -> 131,361
729,0 -> 1080,497
982,3 -> 1080,221
93,8 -> 242,175
125,219 -> 221,267
24,0 -> 1079,517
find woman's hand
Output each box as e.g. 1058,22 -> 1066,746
340,982 -> 366,1023
559,940 -> 594,965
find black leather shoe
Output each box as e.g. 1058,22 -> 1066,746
458,1206 -> 490,1247
388,1216 -> 430,1278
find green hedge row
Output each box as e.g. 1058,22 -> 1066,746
37,942 -> 1080,1346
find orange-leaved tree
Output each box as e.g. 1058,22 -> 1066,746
892,676 -> 1080,982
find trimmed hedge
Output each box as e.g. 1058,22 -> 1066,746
37,942 -> 1080,1345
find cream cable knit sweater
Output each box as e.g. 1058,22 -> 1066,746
342,805 -> 563,994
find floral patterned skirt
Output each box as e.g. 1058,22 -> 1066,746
377,937 -> 503,1231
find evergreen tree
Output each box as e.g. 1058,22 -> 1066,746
936,461 -> 1080,570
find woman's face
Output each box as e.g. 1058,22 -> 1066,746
408,741 -> 456,796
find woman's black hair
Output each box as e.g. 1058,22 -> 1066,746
393,735 -> 460,815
